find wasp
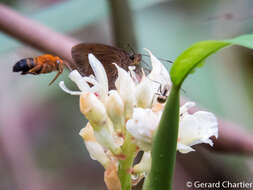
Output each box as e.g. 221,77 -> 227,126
13,54 -> 64,85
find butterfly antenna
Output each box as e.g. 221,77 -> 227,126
180,87 -> 186,94
141,60 -> 152,74
127,43 -> 136,54
141,54 -> 173,63
146,76 -> 162,85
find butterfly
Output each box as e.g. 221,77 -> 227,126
71,43 -> 143,89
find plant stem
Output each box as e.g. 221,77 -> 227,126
143,85 -> 180,190
107,0 -> 138,50
118,132 -> 136,190
0,4 -> 78,64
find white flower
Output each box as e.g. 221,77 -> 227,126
59,51 -> 175,187
59,53 -> 108,102
60,50 -> 219,188
137,49 -> 172,107
126,102 -> 218,153
126,108 -> 161,151
178,102 -> 218,153
145,48 -> 171,88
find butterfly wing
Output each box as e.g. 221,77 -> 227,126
71,43 -> 134,89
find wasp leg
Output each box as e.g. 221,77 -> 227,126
28,65 -> 42,75
40,64 -> 51,74
48,63 -> 64,86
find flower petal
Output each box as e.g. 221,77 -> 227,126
126,108 -> 161,151
144,48 -> 171,87
193,111 -> 218,139
180,102 -> 196,115
88,54 -> 108,101
177,143 -> 195,154
178,108 -> 218,152
135,76 -> 154,108
59,81 -> 82,95
69,70 -> 91,91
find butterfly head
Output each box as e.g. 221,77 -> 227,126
129,54 -> 142,66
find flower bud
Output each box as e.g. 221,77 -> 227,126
106,90 -> 125,135
80,93 -> 121,155
135,77 -> 153,108
80,92 -> 108,129
114,64 -> 136,120
79,124 -> 110,167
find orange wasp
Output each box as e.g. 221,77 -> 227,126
13,54 -> 64,85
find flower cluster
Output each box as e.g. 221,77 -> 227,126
59,49 -> 218,189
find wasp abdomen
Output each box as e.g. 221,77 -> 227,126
13,58 -> 35,74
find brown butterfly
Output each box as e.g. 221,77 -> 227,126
71,43 -> 143,89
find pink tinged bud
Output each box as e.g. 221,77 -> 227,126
80,92 -> 108,128
104,161 -> 122,190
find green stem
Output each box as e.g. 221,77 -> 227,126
118,132 -> 137,190
143,85 -> 180,190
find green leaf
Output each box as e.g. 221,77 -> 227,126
225,34 -> 253,49
170,34 -> 253,87
170,40 -> 229,86
143,85 -> 180,190
144,34 -> 253,190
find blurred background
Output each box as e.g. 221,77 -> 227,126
1,0 -> 253,189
